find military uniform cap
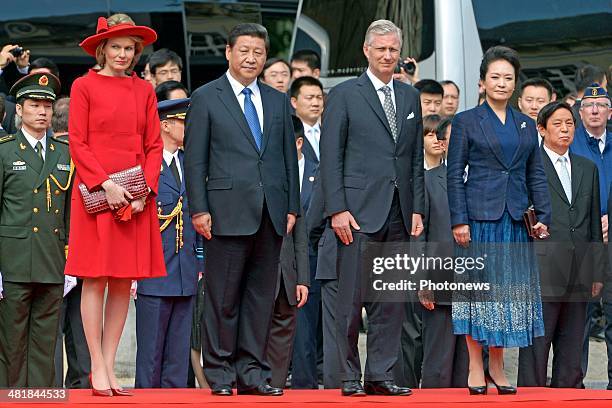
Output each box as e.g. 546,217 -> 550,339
582,83 -> 609,100
158,98 -> 190,121
9,72 -> 61,102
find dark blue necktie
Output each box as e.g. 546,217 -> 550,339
242,87 -> 262,150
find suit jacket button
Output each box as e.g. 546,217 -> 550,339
259,182 -> 263,187
33,188 -> 38,193
54,190 -> 61,196
33,227 -> 39,233
33,207 -> 39,213
54,228 -> 59,234
54,209 -> 60,214
569,207 -> 574,211
571,227 -> 576,232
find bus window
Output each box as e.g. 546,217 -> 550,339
294,0 -> 434,77
471,0 -> 612,95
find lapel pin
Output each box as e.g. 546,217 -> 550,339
521,121 -> 526,129
20,143 -> 26,150
49,143 -> 55,151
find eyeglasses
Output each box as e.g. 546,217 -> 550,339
581,101 -> 611,110
156,69 -> 181,77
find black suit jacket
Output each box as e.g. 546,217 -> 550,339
538,148 -> 606,300
184,74 -> 300,236
278,215 -> 310,306
2,99 -> 17,135
320,72 -> 425,233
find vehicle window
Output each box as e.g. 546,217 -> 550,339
295,0 -> 434,77
471,0 -> 612,94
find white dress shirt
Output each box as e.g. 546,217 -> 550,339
226,70 -> 264,133
22,128 -> 46,160
298,155 -> 305,193
303,122 -> 321,160
163,149 -> 182,182
543,144 -> 572,183
366,68 -> 396,109
586,129 -> 606,154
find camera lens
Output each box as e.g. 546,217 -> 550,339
9,47 -> 24,58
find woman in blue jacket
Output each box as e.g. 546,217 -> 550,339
447,46 -> 552,395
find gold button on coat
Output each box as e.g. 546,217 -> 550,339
33,207 -> 39,213
33,227 -> 39,233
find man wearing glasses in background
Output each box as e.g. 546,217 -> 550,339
148,48 -> 183,87
569,83 -> 612,390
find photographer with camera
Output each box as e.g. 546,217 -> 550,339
393,56 -> 419,85
0,44 -> 30,94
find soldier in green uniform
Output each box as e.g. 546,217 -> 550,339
0,72 -> 73,387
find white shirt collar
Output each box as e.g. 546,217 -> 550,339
21,128 -> 46,152
162,149 -> 180,167
543,144 -> 571,167
585,128 -> 606,144
226,70 -> 260,98
302,121 -> 320,134
366,68 -> 394,93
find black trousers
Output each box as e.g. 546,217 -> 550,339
201,207 -> 283,391
54,281 -> 90,388
518,301 -> 587,388
335,193 -> 408,382
265,283 -> 297,388
320,279 -> 342,388
394,301 -> 423,388
420,304 -> 468,388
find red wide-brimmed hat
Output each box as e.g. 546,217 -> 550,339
79,17 -> 157,57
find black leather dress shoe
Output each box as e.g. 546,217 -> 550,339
341,380 -> 366,396
238,384 -> 283,396
211,386 -> 233,396
364,381 -> 412,396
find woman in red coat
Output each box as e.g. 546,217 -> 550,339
66,14 -> 165,396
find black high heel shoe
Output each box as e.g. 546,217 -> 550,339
485,370 -> 517,395
468,385 -> 488,395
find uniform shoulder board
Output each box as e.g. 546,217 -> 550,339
52,135 -> 69,145
0,134 -> 15,144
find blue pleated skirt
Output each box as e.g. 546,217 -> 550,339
452,211 -> 544,348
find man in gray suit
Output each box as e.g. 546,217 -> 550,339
320,19 -> 425,396
184,23 -> 300,396
417,161 -> 468,388
265,117 -> 310,389
517,101 -> 605,388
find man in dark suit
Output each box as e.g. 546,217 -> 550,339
305,171 -> 342,389
320,19 -> 424,396
135,98 -> 202,389
290,77 -> 324,389
184,23 -> 300,397
417,159 -> 469,388
517,101 -> 605,388
265,116 -> 310,388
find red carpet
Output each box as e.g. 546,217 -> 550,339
4,388 -> 612,408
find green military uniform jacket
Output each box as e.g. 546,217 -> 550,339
0,130 -> 71,284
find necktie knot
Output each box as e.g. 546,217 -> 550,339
380,85 -> 392,96
242,87 -> 253,97
35,141 -> 44,162
558,156 -> 567,165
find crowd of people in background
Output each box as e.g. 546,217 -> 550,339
0,13 -> 611,398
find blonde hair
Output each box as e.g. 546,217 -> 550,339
95,13 -> 144,73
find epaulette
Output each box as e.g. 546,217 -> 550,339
51,135 -> 69,145
0,134 -> 15,144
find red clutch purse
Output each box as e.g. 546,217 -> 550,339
78,165 -> 148,214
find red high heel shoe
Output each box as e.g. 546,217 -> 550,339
111,387 -> 134,396
89,373 -> 112,397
